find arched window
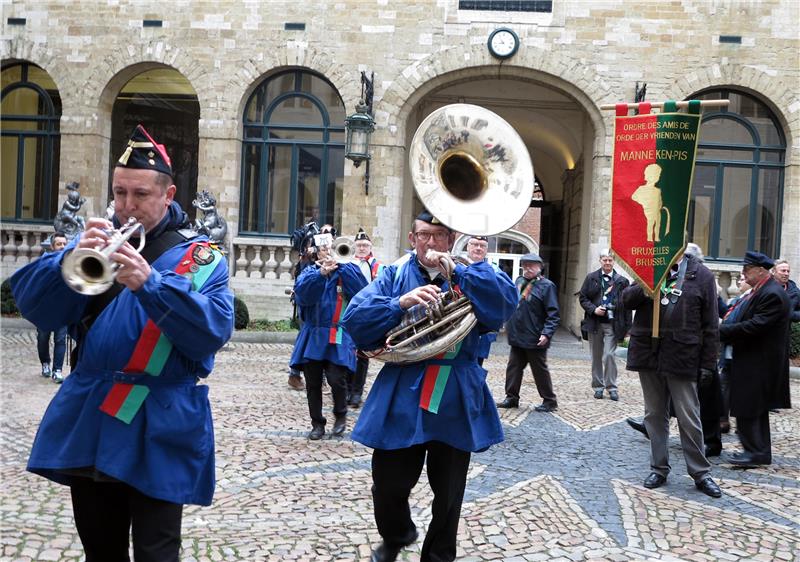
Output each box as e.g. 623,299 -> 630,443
240,69 -> 346,235
1,62 -> 61,222
688,90 -> 786,261
110,68 -> 200,216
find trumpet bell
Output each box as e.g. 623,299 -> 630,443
62,248 -> 115,295
332,236 -> 356,264
409,103 -> 534,236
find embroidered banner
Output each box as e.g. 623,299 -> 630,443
610,100 -> 702,296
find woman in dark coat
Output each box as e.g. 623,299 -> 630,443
719,252 -> 791,466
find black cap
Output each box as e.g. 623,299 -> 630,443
116,124 -> 173,177
415,209 -> 445,226
355,227 -> 371,242
743,250 -> 774,269
520,253 -> 543,264
470,235 -> 488,242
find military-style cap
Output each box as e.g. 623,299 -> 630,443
470,235 -> 488,241
116,124 -> 173,177
416,209 -> 444,226
355,227 -> 371,242
520,253 -> 543,264
743,250 -> 774,269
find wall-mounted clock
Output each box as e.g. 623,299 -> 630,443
488,27 -> 520,60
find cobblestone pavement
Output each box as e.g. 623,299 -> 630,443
1,329 -> 799,561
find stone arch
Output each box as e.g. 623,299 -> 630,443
91,43 -> 206,119
669,63 -> 797,157
225,46 -> 361,125
379,43 -> 612,149
1,38 -> 68,107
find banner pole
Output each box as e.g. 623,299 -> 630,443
652,298 -> 660,339
600,100 -> 729,111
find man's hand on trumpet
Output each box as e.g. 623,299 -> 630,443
78,218 -> 114,252
317,256 -> 338,277
112,243 -> 151,291
77,217 -> 151,292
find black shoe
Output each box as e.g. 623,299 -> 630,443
370,531 -> 419,562
728,452 -> 771,467
719,420 -> 731,434
496,398 -> 519,409
643,472 -> 667,489
593,389 -> 604,399
348,394 -> 362,408
626,417 -> 649,439
308,426 -> 325,440
331,417 -> 346,437
705,445 -> 722,458
695,476 -> 722,498
609,390 -> 619,401
534,403 -> 557,412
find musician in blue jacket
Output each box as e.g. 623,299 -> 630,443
341,210 -> 518,562
290,235 -> 367,439
10,125 -> 234,562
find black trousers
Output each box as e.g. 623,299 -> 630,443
503,345 -> 557,406
372,442 -> 471,562
698,369 -> 722,449
70,478 -> 183,562
736,411 -> 772,461
347,355 -> 369,398
304,360 -> 348,427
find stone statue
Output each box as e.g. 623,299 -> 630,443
53,182 -> 86,240
192,189 -> 228,245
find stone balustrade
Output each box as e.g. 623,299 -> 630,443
0,223 -> 53,280
231,236 -> 297,280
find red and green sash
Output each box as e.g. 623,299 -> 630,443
328,277 -> 349,345
370,259 -> 383,280
99,242 -> 224,424
419,340 -> 463,414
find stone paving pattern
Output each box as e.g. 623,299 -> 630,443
1,330 -> 799,561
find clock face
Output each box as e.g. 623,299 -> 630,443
489,28 -> 519,59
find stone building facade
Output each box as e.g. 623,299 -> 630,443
2,0 -> 798,332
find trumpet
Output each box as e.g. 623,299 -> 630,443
331,236 -> 356,264
61,217 -> 146,295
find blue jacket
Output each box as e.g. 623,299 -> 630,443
506,275 -> 561,349
10,233 -> 233,506
289,261 -> 367,372
340,253 -> 518,452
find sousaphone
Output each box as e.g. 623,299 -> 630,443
365,104 -> 534,364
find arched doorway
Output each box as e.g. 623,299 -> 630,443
109,67 -> 200,217
1,61 -> 61,223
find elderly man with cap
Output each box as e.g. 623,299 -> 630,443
341,210 -> 517,562
466,235 -> 498,367
347,227 -> 383,407
497,252 -> 561,412
10,124 -> 234,561
720,251 -> 791,467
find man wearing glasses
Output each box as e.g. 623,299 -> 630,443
341,210 -> 517,562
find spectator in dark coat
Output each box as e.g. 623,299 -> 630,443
773,260 -> 800,322
720,251 -> 791,467
623,252 -> 721,498
578,249 -> 631,401
497,253 -> 560,412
